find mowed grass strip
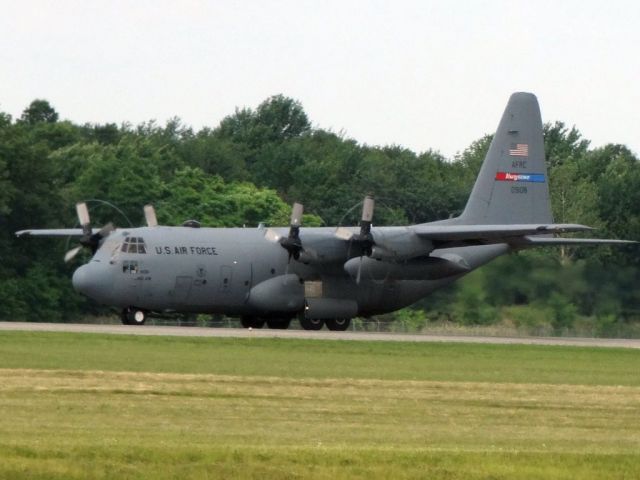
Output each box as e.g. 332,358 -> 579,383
1,331 -> 640,478
1,331 -> 640,385
1,368 -> 640,479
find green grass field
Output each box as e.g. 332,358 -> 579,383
1,331 -> 639,479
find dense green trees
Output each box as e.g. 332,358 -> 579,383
0,97 -> 638,333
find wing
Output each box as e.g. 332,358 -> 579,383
15,228 -> 102,238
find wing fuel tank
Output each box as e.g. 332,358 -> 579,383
247,274 -> 304,312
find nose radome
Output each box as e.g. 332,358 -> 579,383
72,263 -> 113,302
72,264 -> 91,295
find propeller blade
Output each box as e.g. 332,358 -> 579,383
290,202 -> 303,227
277,202 -> 304,260
362,195 -> 374,223
76,202 -> 91,236
95,222 -> 115,239
76,202 -> 90,226
64,245 -> 83,263
144,204 -> 158,227
335,227 -> 353,241
264,228 -> 281,243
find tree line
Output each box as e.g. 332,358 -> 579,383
0,96 -> 638,334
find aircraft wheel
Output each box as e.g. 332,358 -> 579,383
126,308 -> 146,325
266,318 -> 291,329
299,317 -> 324,331
120,309 -> 130,325
326,318 -> 351,331
241,316 -> 265,329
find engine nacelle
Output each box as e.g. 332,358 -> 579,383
370,228 -> 434,261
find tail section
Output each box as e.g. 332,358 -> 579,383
458,92 -> 552,225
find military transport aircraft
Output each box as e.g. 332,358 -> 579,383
16,93 -> 636,330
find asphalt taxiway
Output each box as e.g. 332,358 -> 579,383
1,321 -> 639,349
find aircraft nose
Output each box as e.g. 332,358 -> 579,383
72,263 -> 113,302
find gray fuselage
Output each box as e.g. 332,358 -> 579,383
72,225 -> 508,318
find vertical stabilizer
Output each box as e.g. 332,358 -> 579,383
458,92 -> 552,225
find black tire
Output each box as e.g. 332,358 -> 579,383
241,316 -> 265,329
326,318 -> 351,331
127,309 -> 146,325
120,309 -> 130,325
266,318 -> 291,329
299,317 -> 324,331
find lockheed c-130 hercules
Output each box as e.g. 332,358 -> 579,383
16,93 -> 637,330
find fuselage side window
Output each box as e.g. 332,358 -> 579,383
122,260 -> 139,274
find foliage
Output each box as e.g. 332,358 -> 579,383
393,307 -> 429,331
20,99 -> 59,125
453,270 -> 498,325
156,166 -> 294,227
547,292 -> 578,334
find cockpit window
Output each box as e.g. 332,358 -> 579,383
121,236 -> 147,254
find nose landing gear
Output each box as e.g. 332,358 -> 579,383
121,307 -> 147,325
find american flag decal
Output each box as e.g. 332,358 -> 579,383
509,143 -> 529,156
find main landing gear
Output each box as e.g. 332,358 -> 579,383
299,317 -> 324,330
241,316 -> 293,329
240,316 -> 265,329
121,307 -> 147,325
266,318 -> 292,329
299,317 -> 351,331
240,316 -> 351,331
325,318 -> 351,331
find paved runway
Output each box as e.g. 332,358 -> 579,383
1,321 -> 639,349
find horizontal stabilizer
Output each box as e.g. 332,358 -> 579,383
15,228 -> 102,238
518,236 -> 638,246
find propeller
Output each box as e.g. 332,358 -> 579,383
279,202 -> 304,261
337,196 -> 375,283
263,202 -> 305,277
64,202 -> 114,263
264,203 -> 303,255
354,195 -> 375,255
355,195 -> 375,283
